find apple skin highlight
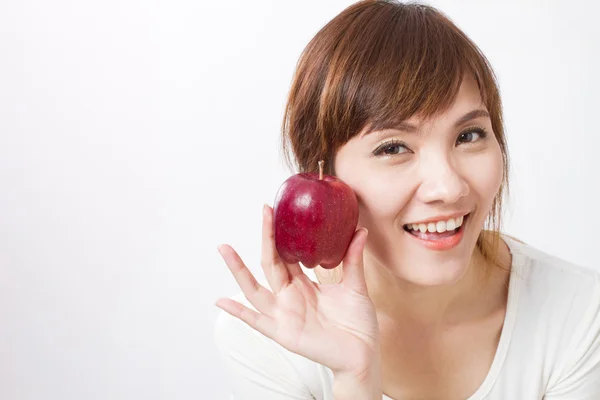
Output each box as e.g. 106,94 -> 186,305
273,161 -> 359,269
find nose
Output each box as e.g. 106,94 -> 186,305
416,154 -> 470,204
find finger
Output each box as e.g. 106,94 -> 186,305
218,244 -> 275,315
215,298 -> 277,340
264,204 -> 303,278
341,228 -> 369,295
261,204 -> 301,294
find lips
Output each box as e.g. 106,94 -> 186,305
403,214 -> 470,251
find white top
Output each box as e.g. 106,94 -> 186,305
214,236 -> 600,399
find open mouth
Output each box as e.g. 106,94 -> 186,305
403,213 -> 470,241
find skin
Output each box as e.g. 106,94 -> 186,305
319,74 -> 513,398
216,74 -> 512,399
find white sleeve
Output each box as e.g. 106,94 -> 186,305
544,271 -> 600,399
213,293 -> 318,400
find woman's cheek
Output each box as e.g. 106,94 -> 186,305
355,171 -> 415,221
464,147 -> 504,201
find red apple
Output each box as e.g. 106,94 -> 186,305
273,160 -> 359,269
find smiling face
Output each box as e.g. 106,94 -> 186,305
333,75 -> 504,286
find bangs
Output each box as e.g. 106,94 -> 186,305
315,2 -> 499,142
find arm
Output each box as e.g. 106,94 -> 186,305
332,366 -> 382,400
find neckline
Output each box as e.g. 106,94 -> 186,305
463,234 -> 526,399
379,234 -> 527,400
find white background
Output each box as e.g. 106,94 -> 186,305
0,0 -> 598,399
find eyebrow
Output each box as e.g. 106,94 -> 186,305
453,109 -> 490,128
362,109 -> 490,137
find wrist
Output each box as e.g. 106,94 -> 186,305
332,361 -> 381,400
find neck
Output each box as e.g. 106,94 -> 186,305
364,245 -> 505,328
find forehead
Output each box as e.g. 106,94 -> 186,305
449,75 -> 483,109
359,75 -> 486,138
408,75 -> 484,123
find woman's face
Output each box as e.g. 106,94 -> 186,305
334,75 -> 504,286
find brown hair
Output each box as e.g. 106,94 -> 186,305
280,0 -> 510,276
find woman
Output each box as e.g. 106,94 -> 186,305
213,1 -> 600,399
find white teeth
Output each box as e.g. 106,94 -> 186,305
446,219 -> 456,230
407,214 -> 467,233
436,221 -> 446,232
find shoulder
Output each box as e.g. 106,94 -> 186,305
503,236 -> 600,394
503,235 -> 600,346
505,235 -> 599,307
214,283 -> 332,399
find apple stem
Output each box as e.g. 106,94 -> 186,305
318,160 -> 324,180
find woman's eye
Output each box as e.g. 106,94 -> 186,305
457,127 -> 488,145
373,128 -> 488,157
373,140 -> 410,157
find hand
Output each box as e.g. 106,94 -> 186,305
215,204 -> 380,380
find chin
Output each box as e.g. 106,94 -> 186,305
394,259 -> 472,287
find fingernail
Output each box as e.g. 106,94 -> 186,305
217,244 -> 224,255
263,204 -> 270,216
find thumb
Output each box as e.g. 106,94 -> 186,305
341,228 -> 369,294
